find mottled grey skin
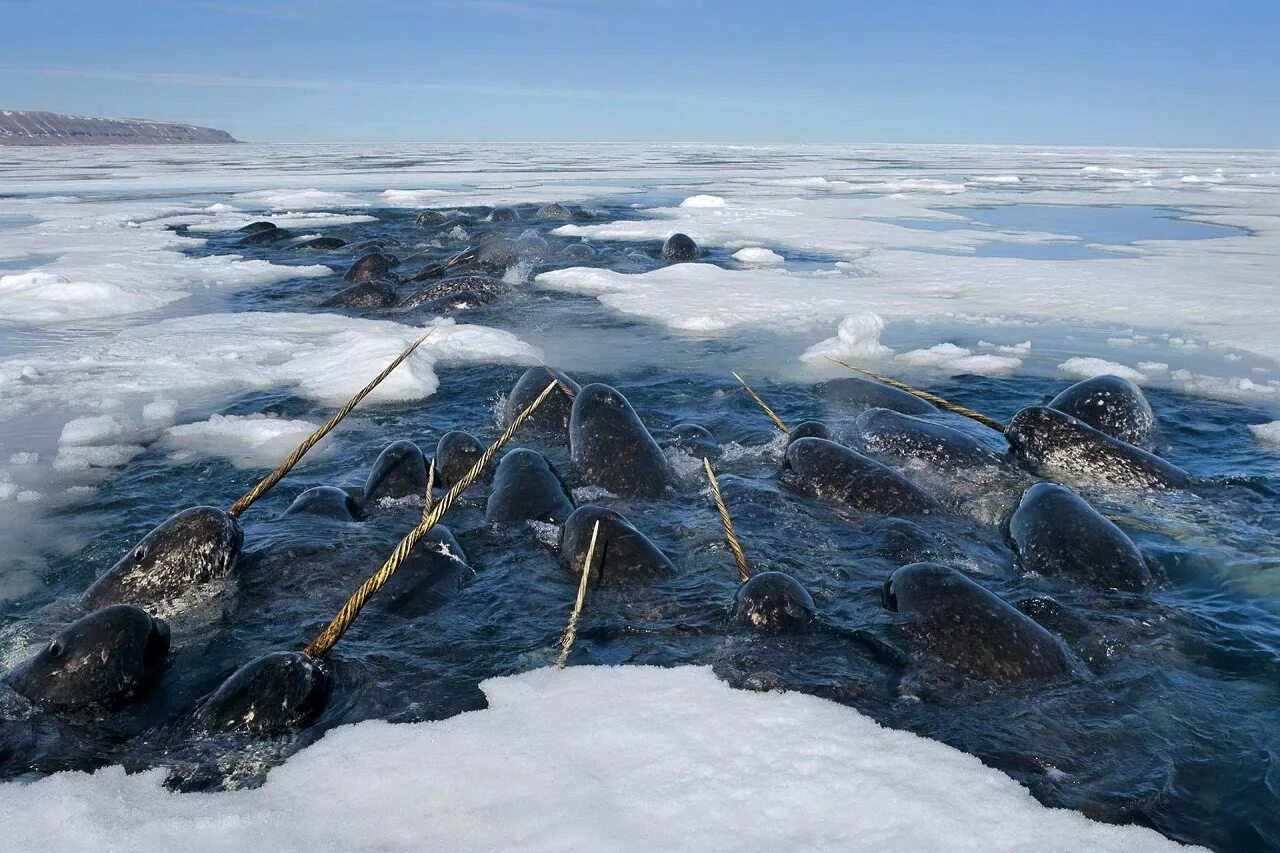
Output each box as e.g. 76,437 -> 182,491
83,507 -> 243,612
562,243 -> 596,260
786,420 -> 833,449
363,440 -> 429,505
559,505 -> 675,585
415,210 -> 447,226
782,438 -> 941,516
344,252 -> 397,283
537,202 -> 573,220
1049,375 -> 1157,448
820,377 -> 936,415
236,226 -> 291,246
1005,406 -> 1190,490
321,280 -> 399,309
283,486 -> 362,522
484,449 -> 575,525
436,431 -> 493,487
855,408 -> 1004,471
5,605 -> 170,710
667,422 -> 719,458
502,367 -> 580,436
869,517 -> 944,564
515,233 -> 549,258
475,238 -> 517,270
732,572 -> 816,635
373,525 -> 469,617
398,275 -> 509,311
661,232 -> 699,262
237,221 -> 276,234
1009,483 -> 1153,592
570,384 -> 674,499
488,206 -> 519,223
195,651 -> 329,734
292,236 -> 346,251
885,563 -> 1072,681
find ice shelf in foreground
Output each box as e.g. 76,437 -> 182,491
0,666 -> 1196,852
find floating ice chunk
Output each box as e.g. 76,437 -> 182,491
203,203 -> 239,213
1250,421 -> 1280,448
0,666 -> 1189,853
679,194 -> 726,208
535,265 -> 886,333
232,189 -> 369,210
1138,362 -> 1169,374
142,400 -> 180,425
732,247 -> 784,266
800,313 -> 893,362
8,453 -> 38,465
997,341 -> 1032,355
899,344 -> 1022,376
2,314 -> 540,452
58,414 -> 138,447
52,444 -> 145,472
159,414 -> 326,470
971,175 -> 1021,184
380,188 -> 460,206
1170,370 -> 1279,402
1058,357 -> 1147,383
184,211 -> 375,233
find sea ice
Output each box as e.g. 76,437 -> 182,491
0,666 -> 1192,853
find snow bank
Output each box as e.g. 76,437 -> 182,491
732,246 -> 784,266
159,414 -> 327,470
0,666 -> 1191,853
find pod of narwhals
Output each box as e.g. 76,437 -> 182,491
226,200 -> 704,316
3,361 -> 1199,735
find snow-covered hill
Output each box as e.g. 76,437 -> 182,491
0,110 -> 236,145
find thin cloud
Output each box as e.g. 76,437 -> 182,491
37,67 -> 722,105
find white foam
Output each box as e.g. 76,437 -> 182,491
732,246 -> 784,266
159,414 -> 328,469
0,666 -> 1191,853
1058,358 -> 1148,383
679,194 -> 727,208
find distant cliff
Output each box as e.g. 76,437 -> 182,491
0,110 -> 237,146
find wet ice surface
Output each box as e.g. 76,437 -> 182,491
1,144 -> 1279,851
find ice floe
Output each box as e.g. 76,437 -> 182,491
0,666 -> 1192,853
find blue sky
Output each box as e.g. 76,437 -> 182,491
2,0 -> 1277,146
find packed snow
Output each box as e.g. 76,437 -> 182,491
0,666 -> 1195,853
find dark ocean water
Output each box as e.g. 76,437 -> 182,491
2,198 -> 1278,851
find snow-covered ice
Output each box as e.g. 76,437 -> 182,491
0,666 -> 1193,853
